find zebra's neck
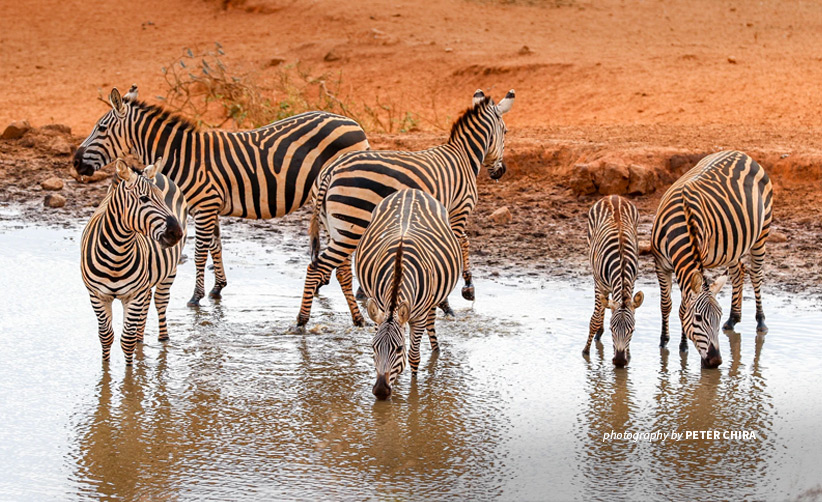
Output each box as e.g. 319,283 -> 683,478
447,110 -> 493,177
126,102 -> 201,180
97,198 -> 141,258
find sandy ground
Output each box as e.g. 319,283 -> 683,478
1,0 -> 821,299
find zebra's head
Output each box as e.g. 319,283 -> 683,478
472,89 -> 515,180
683,274 -> 727,368
367,299 -> 410,400
74,86 -> 139,176
112,157 -> 183,249
608,291 -> 644,367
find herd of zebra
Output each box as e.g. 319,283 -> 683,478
73,85 -> 772,398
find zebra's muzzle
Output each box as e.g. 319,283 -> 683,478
701,344 -> 723,369
158,216 -> 184,248
489,160 -> 507,180
373,372 -> 392,400
613,351 -> 629,367
72,146 -> 96,176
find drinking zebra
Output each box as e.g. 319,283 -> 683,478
355,189 -> 462,399
298,88 -> 515,326
81,158 -> 187,364
584,195 -> 644,367
73,85 -> 368,307
651,150 -> 773,368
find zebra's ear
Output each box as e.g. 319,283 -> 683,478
396,302 -> 410,325
496,89 -> 515,115
366,299 -> 385,324
109,88 -> 126,118
472,89 -> 486,107
124,84 -> 139,101
114,159 -> 136,185
690,274 -> 704,294
709,275 -> 728,295
143,157 -> 164,180
632,291 -> 644,309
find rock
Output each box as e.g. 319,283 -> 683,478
323,50 -> 341,62
568,164 -> 597,196
1,120 -> 31,140
727,56 -> 737,64
49,136 -> 73,156
489,206 -> 512,225
592,161 -> 629,195
44,193 -> 66,208
518,45 -> 533,56
41,177 -> 64,191
769,231 -> 787,243
627,164 -> 657,195
42,123 -> 71,135
268,57 -> 286,67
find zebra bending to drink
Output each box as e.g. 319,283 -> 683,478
81,158 -> 187,364
355,190 -> 462,399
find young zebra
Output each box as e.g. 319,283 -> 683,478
584,195 -> 644,367
651,150 -> 773,368
73,85 -> 368,307
81,158 -> 187,364
355,189 -> 462,399
298,88 -> 515,327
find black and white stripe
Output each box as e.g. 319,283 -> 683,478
355,189 -> 462,399
298,88 -> 514,326
74,85 -> 369,307
651,150 -> 773,368
584,195 -> 644,367
81,158 -> 187,364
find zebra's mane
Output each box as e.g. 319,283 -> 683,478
449,96 -> 493,142
127,99 -> 200,132
387,241 -> 404,320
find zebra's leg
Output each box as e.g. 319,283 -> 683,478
297,248 -> 344,326
425,307 -> 439,352
723,262 -> 745,331
655,260 -> 673,348
91,295 -> 114,362
678,301 -> 688,353
121,292 -> 151,365
336,256 -> 364,327
584,288 -> 607,356
135,294 -> 151,343
154,274 -> 176,341
458,232 -> 475,301
208,219 -> 228,300
409,321 -> 425,375
438,299 -> 455,317
355,286 -> 367,301
750,238 -> 768,334
188,210 -> 219,308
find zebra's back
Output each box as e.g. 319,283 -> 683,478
355,189 -> 462,319
588,195 -> 640,303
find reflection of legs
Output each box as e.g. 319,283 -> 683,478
584,287 -> 606,356
750,238 -> 768,333
458,232 -> 474,301
336,256 -> 364,326
723,262 -> 745,330
122,291 -> 151,365
91,295 -> 114,361
408,321 -> 425,374
189,210 -> 218,307
655,260 -> 673,348
425,307 -> 438,352
208,219 -> 227,299
154,274 -> 176,341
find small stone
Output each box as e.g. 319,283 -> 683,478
769,231 -> 787,243
44,193 -> 66,208
2,120 -> 31,140
268,57 -> 286,67
49,137 -> 73,156
323,50 -> 341,62
518,45 -> 533,56
444,47 -> 453,53
41,177 -> 64,191
727,56 -> 737,64
489,206 -> 512,225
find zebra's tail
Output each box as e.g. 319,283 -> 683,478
309,168 -> 334,266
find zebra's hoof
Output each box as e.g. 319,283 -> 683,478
296,314 -> 309,327
187,295 -> 202,308
756,321 -> 768,334
208,289 -> 223,300
439,302 -> 455,317
158,336 -> 169,342
594,327 -> 604,341
722,315 -> 740,331
659,335 -> 669,348
461,285 -> 475,301
679,342 -> 689,353
353,316 -> 365,327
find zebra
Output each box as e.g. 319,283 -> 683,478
73,85 -> 369,307
650,150 -> 773,368
297,88 -> 515,327
355,189 -> 462,399
81,158 -> 187,364
584,195 -> 644,367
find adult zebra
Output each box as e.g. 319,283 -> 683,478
584,195 -> 644,367
298,88 -> 515,326
81,158 -> 187,364
651,150 -> 773,368
73,85 -> 369,307
356,189 -> 462,399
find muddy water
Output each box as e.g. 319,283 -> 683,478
0,212 -> 821,501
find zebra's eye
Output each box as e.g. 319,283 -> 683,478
97,124 -> 107,133
395,346 -> 403,354
139,196 -> 150,203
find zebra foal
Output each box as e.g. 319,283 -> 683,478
74,85 -> 368,307
355,190 -> 462,400
651,150 -> 773,368
298,88 -> 514,327
81,158 -> 187,364
584,195 -> 644,367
